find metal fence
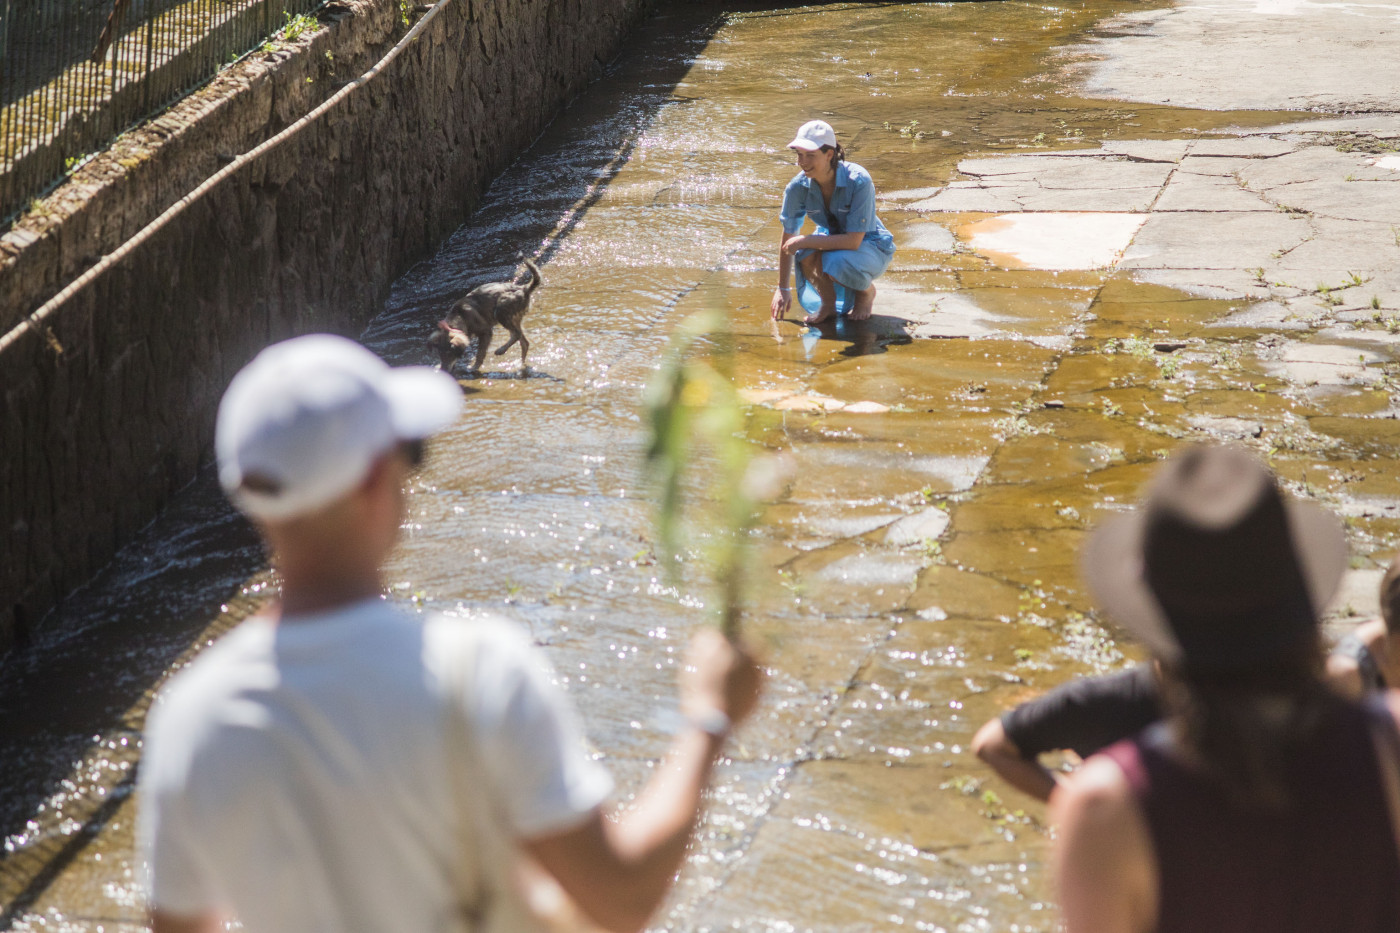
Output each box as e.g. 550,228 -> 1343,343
0,0 -> 322,221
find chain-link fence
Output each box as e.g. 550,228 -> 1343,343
1,0 -> 321,221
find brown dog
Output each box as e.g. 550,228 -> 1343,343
429,259 -> 542,374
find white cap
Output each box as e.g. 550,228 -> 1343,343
216,334 -> 463,521
787,120 -> 838,151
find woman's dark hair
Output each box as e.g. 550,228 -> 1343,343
819,143 -> 845,166
1162,636 -> 1337,810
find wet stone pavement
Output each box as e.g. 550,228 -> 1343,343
5,1 -> 1400,930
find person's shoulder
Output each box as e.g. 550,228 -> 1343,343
785,170 -> 810,190
1377,686 -> 1400,723
841,161 -> 875,184
424,611 -> 544,680
145,617 -> 275,744
425,609 -> 530,647
1355,617 -> 1389,650
161,617 -> 274,695
1052,753 -> 1136,822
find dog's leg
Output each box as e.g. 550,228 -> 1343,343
494,331 -> 520,356
471,327 -> 493,373
497,321 -> 528,367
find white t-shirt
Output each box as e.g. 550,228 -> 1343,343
138,600 -> 613,933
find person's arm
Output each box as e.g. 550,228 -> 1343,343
972,717 -> 1060,803
524,629 -> 762,933
151,910 -> 225,933
782,231 -> 864,254
772,229 -> 795,320
1050,757 -> 1158,933
1325,652 -> 1365,699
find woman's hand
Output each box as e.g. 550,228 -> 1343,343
780,234 -> 806,257
770,287 -> 792,321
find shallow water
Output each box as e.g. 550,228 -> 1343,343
5,1 -> 1400,930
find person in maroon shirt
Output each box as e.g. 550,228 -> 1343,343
1052,444 -> 1400,933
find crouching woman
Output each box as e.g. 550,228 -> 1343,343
770,120 -> 895,325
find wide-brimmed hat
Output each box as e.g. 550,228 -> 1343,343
1081,444 -> 1346,672
216,334 -> 462,521
788,120 -> 838,151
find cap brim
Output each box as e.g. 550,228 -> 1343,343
1081,499 -> 1348,663
381,366 -> 463,440
788,138 -> 822,151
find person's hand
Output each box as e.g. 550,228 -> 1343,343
680,628 -> 763,732
780,234 -> 805,257
770,287 -> 792,321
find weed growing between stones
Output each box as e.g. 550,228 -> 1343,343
883,119 -> 932,140
281,12 -> 319,41
1329,132 -> 1400,155
942,776 -> 1044,839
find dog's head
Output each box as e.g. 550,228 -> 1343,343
427,319 -> 471,370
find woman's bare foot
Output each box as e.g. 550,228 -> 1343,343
803,306 -> 837,326
849,284 -> 877,321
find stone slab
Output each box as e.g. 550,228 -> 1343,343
884,508 -> 952,546
1260,179 -> 1400,224
901,222 -> 958,253
1070,0 -> 1400,112
909,187 -> 1023,213
1154,173 -> 1275,212
1189,138 -> 1299,158
1016,187 -> 1160,212
1207,300 -> 1313,330
1177,155 -> 1257,177
1101,139 -> 1190,163
1266,341 -> 1387,386
1269,219 -> 1400,277
881,186 -> 944,201
1119,211 -> 1312,271
912,292 -> 1003,339
966,213 -> 1146,271
957,154 -> 1106,176
1234,147 -> 1373,190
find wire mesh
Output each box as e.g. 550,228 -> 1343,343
0,0 -> 324,221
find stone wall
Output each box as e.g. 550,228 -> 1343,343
0,0 -> 653,652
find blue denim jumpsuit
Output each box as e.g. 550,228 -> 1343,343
780,160 -> 896,314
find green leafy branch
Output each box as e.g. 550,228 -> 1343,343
643,310 -> 789,637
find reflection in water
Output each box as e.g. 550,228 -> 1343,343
5,1 -> 1400,929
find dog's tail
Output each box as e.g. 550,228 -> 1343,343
520,258 -> 542,296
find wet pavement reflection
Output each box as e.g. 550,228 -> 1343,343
5,1 -> 1400,930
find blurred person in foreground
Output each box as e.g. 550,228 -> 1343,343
137,334 -> 763,933
1052,444 -> 1400,933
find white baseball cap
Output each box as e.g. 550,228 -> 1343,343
216,334 -> 462,521
787,120 -> 838,151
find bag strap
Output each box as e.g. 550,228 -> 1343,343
1363,694 -> 1400,861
